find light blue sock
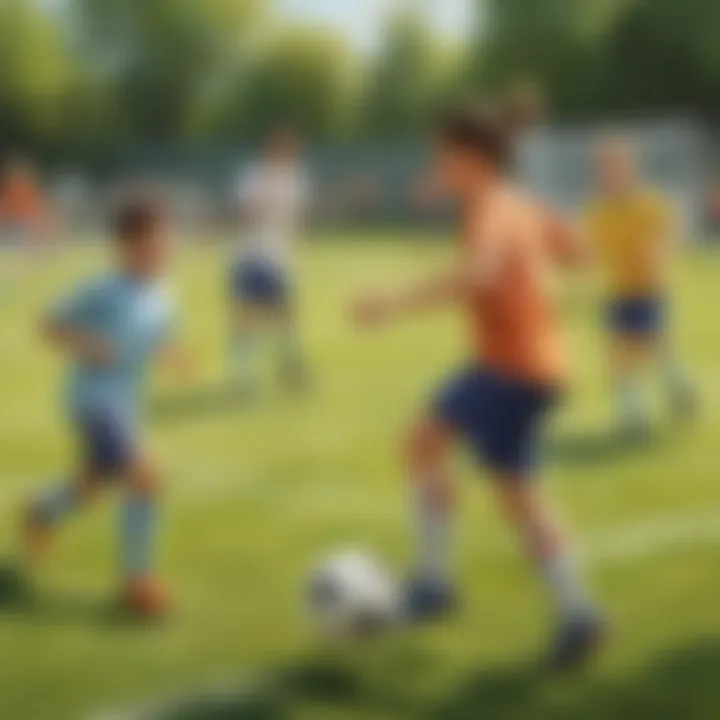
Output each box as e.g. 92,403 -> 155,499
120,495 -> 157,580
32,483 -> 78,525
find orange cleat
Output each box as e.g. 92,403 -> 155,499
122,576 -> 171,620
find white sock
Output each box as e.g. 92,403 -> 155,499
412,480 -> 452,584
660,349 -> 691,398
540,552 -> 592,621
616,372 -> 646,428
230,328 -> 260,383
277,325 -> 305,379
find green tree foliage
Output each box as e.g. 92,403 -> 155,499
0,0 -> 78,153
1,0 -> 719,162
220,28 -> 361,141
472,0 -> 720,120
363,9 -> 463,138
73,0 -> 261,142
596,0 -> 720,119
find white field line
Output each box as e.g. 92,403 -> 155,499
581,511 -> 720,564
2,464 -> 720,564
90,675 -> 267,720
2,458 -> 720,564
54,480 -> 714,720
90,509 -> 720,719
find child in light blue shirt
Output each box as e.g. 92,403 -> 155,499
25,195 -> 186,618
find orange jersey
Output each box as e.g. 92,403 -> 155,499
0,178 -> 43,222
462,188 -> 568,384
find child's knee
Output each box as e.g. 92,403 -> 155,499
404,421 -> 456,509
72,471 -> 102,503
128,460 -> 163,498
404,419 -> 448,475
496,484 -> 562,549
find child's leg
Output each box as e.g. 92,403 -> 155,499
493,480 -> 594,622
656,335 -> 696,415
25,471 -> 100,556
120,454 -> 167,616
229,305 -> 263,386
30,479 -> 83,525
405,417 -> 455,585
121,455 -> 162,584
275,306 -> 307,388
610,336 -> 649,432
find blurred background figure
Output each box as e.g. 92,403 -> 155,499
53,168 -> 91,238
0,157 -> 53,297
585,136 -> 697,437
229,127 -> 312,393
0,158 -> 46,244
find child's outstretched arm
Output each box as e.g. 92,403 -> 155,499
352,201 -> 505,328
543,207 -> 591,269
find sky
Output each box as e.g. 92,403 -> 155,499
275,0 -> 476,53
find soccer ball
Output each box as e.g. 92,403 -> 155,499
307,551 -> 400,639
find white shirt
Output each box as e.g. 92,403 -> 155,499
235,161 -> 310,269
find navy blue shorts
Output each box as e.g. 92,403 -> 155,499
432,367 -> 558,477
75,406 -> 137,476
231,259 -> 290,309
606,296 -> 665,337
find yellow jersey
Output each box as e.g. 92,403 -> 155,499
585,190 -> 674,296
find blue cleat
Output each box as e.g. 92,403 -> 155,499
546,611 -> 606,672
403,576 -> 458,624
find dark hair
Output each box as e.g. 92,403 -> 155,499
439,92 -> 541,169
113,195 -> 166,242
439,104 -> 511,168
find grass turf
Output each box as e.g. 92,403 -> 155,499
0,237 -> 719,719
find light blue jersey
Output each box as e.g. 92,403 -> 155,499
50,274 -> 174,422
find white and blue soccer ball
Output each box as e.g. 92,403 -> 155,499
307,550 -> 400,639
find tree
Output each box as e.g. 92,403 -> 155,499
220,27 -> 361,141
0,0 -> 78,154
72,0 -> 262,143
468,0 -> 720,121
598,0 -> 720,119
363,9 -> 464,138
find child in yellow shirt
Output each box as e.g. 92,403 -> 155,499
585,136 -> 695,436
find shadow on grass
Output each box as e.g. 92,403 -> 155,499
124,652 -> 429,720
135,639 -> 720,719
439,639 -> 720,720
150,379 -> 312,425
150,381 -> 260,423
546,426 -> 669,467
0,559 -> 165,629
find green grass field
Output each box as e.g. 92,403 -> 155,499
1,237 -> 719,719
